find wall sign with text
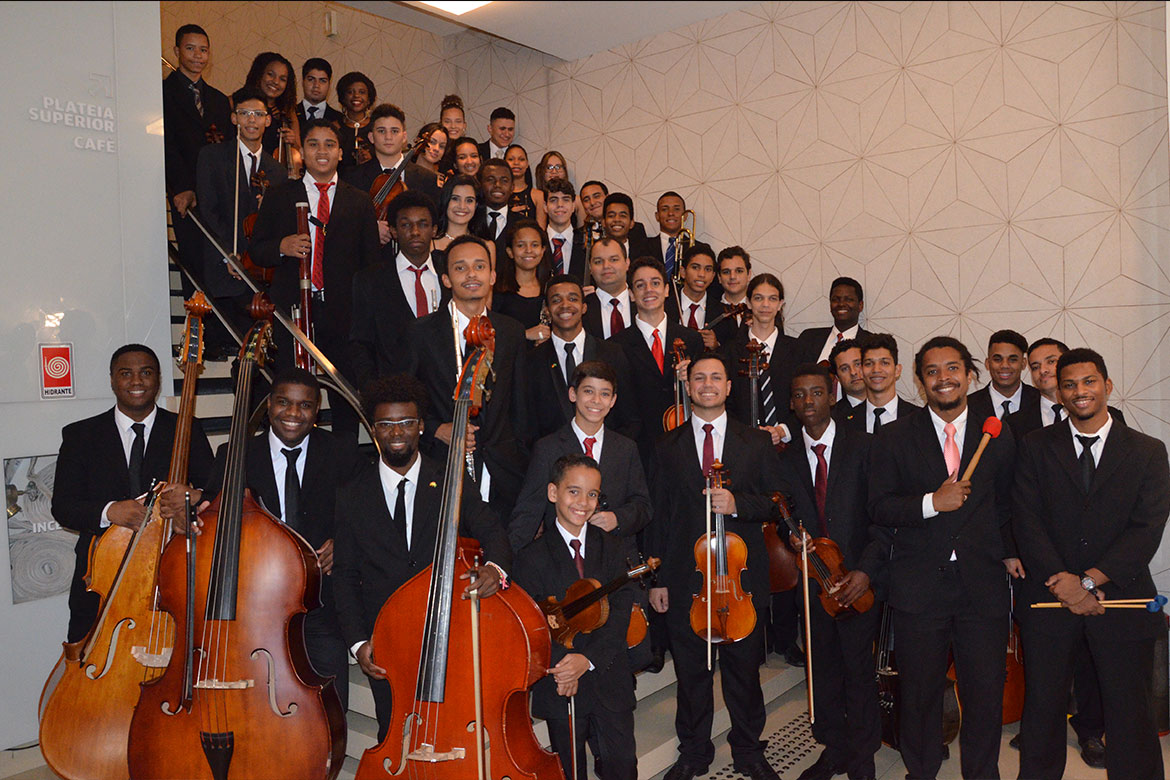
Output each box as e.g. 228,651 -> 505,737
39,343 -> 74,399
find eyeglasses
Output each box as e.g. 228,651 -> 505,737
235,109 -> 268,119
545,163 -> 565,171
373,418 -> 420,432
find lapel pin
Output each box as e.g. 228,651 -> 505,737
429,481 -> 437,488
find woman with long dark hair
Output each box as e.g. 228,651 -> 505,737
244,52 -> 299,159
493,219 -> 552,344
433,174 -> 494,268
505,144 -> 537,221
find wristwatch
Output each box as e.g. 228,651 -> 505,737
1080,574 -> 1098,593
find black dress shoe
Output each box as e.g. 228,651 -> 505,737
663,759 -> 708,780
733,759 -> 782,779
796,750 -> 845,780
1008,733 -> 1020,750
644,649 -> 666,674
783,643 -> 806,667
1079,736 -> 1106,769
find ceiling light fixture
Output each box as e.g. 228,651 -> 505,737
417,1 -> 491,16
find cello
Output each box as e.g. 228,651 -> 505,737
39,293 -> 210,780
355,316 -> 563,780
127,294 -> 345,780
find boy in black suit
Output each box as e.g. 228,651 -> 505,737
333,374 -> 510,739
647,354 -> 786,780
477,106 -> 515,160
968,329 -> 1039,420
710,246 -> 751,347
296,58 -> 343,137
794,276 -> 868,366
678,243 -> 721,349
1013,348 -> 1169,780
480,158 -> 514,254
782,365 -> 888,780
52,344 -> 214,642
843,333 -> 918,433
513,454 -> 638,780
545,179 -> 587,280
868,336 -> 1017,780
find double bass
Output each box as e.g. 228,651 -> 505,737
39,293 -> 210,780
355,316 -> 563,780
127,295 -> 345,780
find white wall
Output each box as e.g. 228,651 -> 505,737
0,1 -> 170,749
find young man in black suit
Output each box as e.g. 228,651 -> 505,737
250,119 -> 381,441
191,368 -> 360,709
479,158 -> 515,256
405,234 -> 528,519
195,87 -> 288,349
332,374 -> 510,739
678,243 -> 722,349
582,237 -> 634,340
828,338 -> 867,424
868,336 -> 1017,780
782,365 -> 888,780
1013,348 -> 1168,780
513,454 -> 639,780
349,191 -> 449,390
610,257 -> 703,469
163,24 -> 231,289
646,354 -> 786,780
296,58 -> 343,137
968,329 -> 1039,420
643,191 -> 687,280
477,106 -> 515,161
710,246 -> 751,347
838,333 -> 918,433
601,193 -> 638,262
545,179 -> 588,280
794,277 -> 869,366
52,344 -> 214,643
524,275 -> 633,442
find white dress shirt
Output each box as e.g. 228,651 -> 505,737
100,406 -> 159,527
377,455 -> 422,548
594,288 -> 631,338
864,397 -> 900,433
238,138 -> 261,176
396,252 -> 441,317
1041,398 -> 1063,427
748,327 -> 792,442
298,173 -> 338,291
571,419 -> 604,462
690,411 -> 728,468
269,428 -> 309,526
548,226 -> 574,273
301,99 -> 329,120
634,312 -> 669,355
552,329 -> 586,384
680,292 -> 708,328
1070,412 -> 1113,466
720,293 -> 747,326
488,140 -> 506,159
803,418 -> 836,484
486,207 -> 507,239
555,516 -> 588,559
922,406 -> 968,521
816,324 -> 861,363
988,383 -> 1024,418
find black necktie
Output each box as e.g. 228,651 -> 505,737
1052,403 -> 1063,423
1001,400 -> 1012,418
128,422 -> 145,496
563,342 -> 577,384
306,105 -> 317,119
392,478 -> 408,550
1076,435 -> 1099,492
190,81 -> 203,116
282,447 -> 302,529
488,211 -> 500,238
872,406 -> 885,432
248,152 -> 257,181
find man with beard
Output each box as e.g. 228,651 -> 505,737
868,336 -> 1016,780
332,373 -> 510,739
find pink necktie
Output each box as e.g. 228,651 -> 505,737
943,422 -> 960,476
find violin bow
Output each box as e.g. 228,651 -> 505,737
799,517 -> 814,724
568,695 -> 579,780
469,564 -> 486,780
705,468 -> 713,671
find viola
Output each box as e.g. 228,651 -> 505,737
274,108 -> 303,179
772,492 -> 874,617
355,316 -> 562,780
369,135 -> 428,221
127,294 -> 345,780
39,294 -> 211,780
762,495 -> 799,593
662,338 -> 692,432
541,558 -> 660,649
238,169 -> 274,284
626,604 -> 649,649
690,462 -> 755,652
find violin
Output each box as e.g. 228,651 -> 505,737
762,495 -> 799,593
274,108 -> 303,179
355,316 -> 562,780
541,558 -> 660,649
690,462 -> 755,658
127,294 -> 345,780
704,301 -> 748,332
772,492 -> 874,617
237,169 -> 274,284
39,294 -> 211,780
204,123 -> 225,145
369,134 -> 429,221
662,338 -> 691,432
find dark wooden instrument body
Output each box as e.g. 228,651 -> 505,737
238,170 -> 274,284
627,604 -> 648,648
542,577 -> 607,649
662,338 -> 691,432
1002,622 -> 1025,724
762,521 -> 799,593
689,465 -> 755,643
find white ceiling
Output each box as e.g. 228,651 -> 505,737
340,0 -> 759,62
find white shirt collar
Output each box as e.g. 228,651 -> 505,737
595,286 -> 628,307
549,225 -> 573,243
927,405 -> 969,448
634,311 -> 668,344
304,171 -> 338,192
396,251 -> 436,276
802,418 -> 836,451
268,427 -> 309,460
114,405 -> 157,440
690,411 -> 728,442
378,453 -> 422,494
238,138 -> 261,162
302,99 -> 329,115
570,418 -> 604,453
554,517 -> 588,558
1069,412 -> 1113,463
988,383 -> 1023,416
552,329 -> 586,357
749,326 -> 779,354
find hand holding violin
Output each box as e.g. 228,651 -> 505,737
704,485 -> 737,515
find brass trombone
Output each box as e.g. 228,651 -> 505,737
672,208 -> 697,302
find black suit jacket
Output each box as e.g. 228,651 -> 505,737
162,71 -> 232,198
332,455 -> 511,648
295,103 -> 344,141
512,526 -> 635,717
348,257 -> 451,390
609,320 -> 704,468
794,325 -> 873,365
721,325 -> 800,431
476,139 -> 502,161
868,408 -> 1016,616
779,424 -> 891,599
486,207 -> 519,264
195,141 -> 289,297
406,309 -> 529,512
835,397 -> 921,433
582,292 -> 636,341
646,417 -> 788,609
250,177 -> 381,365
1013,420 -> 1169,640
524,334 -> 634,443
968,383 -> 1041,421
509,424 -> 651,552
547,227 -> 589,282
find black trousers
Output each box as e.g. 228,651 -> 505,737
893,600 -> 1007,780
766,587 -> 799,653
808,598 -> 882,779
1018,625 -> 1161,780
1068,635 -> 1105,742
547,706 -> 637,780
303,605 -> 349,712
666,594 -> 767,767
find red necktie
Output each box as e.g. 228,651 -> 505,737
408,266 -> 428,318
312,181 -> 332,289
701,423 -> 714,476
836,332 -> 843,343
570,539 -> 585,578
812,443 -> 828,535
552,237 -> 565,274
583,436 -> 596,458
651,329 -> 664,373
688,303 -> 700,329
609,298 -> 624,336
